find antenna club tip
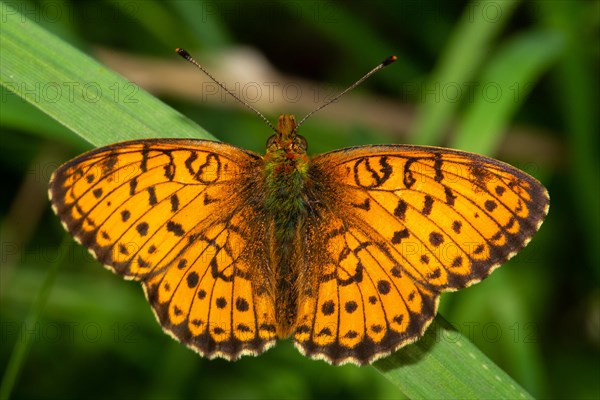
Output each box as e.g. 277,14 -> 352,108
176,48 -> 190,59
382,55 -> 397,66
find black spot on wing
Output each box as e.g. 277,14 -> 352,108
129,177 -> 138,196
136,222 -> 149,236
167,221 -> 185,236
187,272 -> 199,288
422,195 -> 433,216
352,198 -> 371,210
345,301 -> 358,313
485,200 -> 497,212
147,187 -> 157,205
215,297 -> 227,309
444,186 -> 457,206
170,194 -> 179,212
394,199 -> 407,220
236,297 -> 249,312
140,144 -> 149,172
433,153 -> 444,182
121,210 -> 131,222
321,300 -> 335,316
403,158 -> 417,188
429,232 -> 443,246
377,280 -> 391,295
391,228 -> 409,244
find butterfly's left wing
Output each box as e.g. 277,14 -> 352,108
294,145 -> 549,365
49,139 -> 277,360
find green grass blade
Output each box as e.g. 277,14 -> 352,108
1,6 -> 534,399
0,236 -> 69,400
0,3 -> 213,147
410,0 -> 520,145
451,30 -> 564,154
169,1 -> 232,49
374,316 -> 533,399
277,0 -> 418,85
0,85 -> 88,148
107,0 -> 196,51
537,0 -> 600,277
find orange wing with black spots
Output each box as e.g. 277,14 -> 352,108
49,139 -> 277,360
293,145 -> 549,365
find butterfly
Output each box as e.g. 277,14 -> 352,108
49,49 -> 549,365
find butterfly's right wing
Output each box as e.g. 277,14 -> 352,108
293,144 -> 549,365
49,139 -> 277,360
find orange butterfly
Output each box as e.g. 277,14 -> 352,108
49,50 -> 549,365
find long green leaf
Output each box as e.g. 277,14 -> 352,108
452,30 -> 564,154
0,235 -> 70,400
410,0 -> 520,145
537,0 -> 600,277
375,317 -> 533,399
0,5 -> 533,399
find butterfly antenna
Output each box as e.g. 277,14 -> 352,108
294,55 -> 397,132
176,48 -> 278,134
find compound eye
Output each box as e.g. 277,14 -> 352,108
266,134 -> 277,148
296,135 -> 308,151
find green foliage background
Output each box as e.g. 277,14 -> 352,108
1,1 -> 598,399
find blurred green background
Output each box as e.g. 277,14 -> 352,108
1,0 -> 598,399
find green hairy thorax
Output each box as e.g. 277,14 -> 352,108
263,115 -> 310,237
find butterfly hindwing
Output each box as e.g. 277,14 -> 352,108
294,211 -> 438,365
49,139 -> 277,359
142,204 -> 278,359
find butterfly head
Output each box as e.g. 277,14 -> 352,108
266,114 -> 308,155
264,115 -> 309,178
